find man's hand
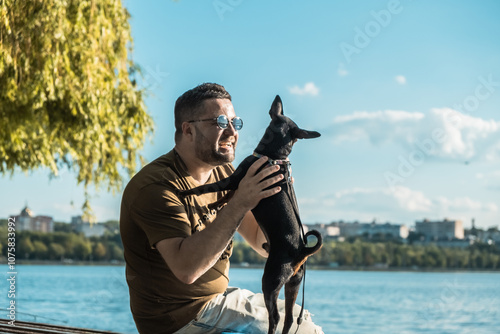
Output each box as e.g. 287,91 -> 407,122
231,156 -> 283,212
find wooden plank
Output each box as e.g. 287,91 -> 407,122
0,319 -> 120,334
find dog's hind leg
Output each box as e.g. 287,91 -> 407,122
262,258 -> 287,334
283,267 -> 304,334
263,287 -> 280,334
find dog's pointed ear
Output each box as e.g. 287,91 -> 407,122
269,95 -> 283,119
293,128 -> 321,139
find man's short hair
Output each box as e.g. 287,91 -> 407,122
174,83 -> 232,141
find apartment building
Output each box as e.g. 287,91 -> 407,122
415,218 -> 464,240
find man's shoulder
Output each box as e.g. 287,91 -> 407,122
213,162 -> 235,180
123,151 -> 178,194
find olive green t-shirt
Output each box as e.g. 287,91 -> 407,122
120,149 -> 234,334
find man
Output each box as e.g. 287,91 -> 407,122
120,83 -> 323,333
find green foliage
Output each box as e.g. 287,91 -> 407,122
1,224 -> 499,269
73,238 -> 92,260
93,241 -> 107,260
0,0 -> 153,219
18,236 -> 35,259
230,241 -> 266,265
0,229 -> 124,262
54,222 -> 74,233
48,242 -> 65,260
230,239 -> 500,270
33,240 -> 48,259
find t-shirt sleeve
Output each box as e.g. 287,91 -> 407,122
130,183 -> 191,248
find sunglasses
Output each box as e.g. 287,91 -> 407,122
188,115 -> 243,131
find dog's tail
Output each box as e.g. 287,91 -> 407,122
292,230 -> 323,276
302,230 -> 323,257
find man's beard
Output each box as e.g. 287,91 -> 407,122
194,129 -> 235,166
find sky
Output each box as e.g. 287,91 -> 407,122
1,0 -> 500,230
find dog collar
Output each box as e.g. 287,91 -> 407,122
253,152 -> 290,166
253,152 -> 292,182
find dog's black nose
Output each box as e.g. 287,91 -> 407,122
270,95 -> 284,118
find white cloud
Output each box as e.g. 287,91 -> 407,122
395,75 -> 407,85
300,186 -> 498,225
333,110 -> 424,123
325,186 -> 434,213
289,82 -> 319,96
325,108 -> 500,161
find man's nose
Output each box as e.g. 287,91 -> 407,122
223,121 -> 237,135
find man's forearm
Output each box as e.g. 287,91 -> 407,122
156,196 -> 248,284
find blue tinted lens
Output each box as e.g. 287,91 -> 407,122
232,117 -> 243,130
217,115 -> 243,130
216,115 -> 229,129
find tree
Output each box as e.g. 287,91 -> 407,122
108,242 -> 123,261
231,243 -> 244,263
0,0 -> 153,219
33,240 -> 48,259
48,242 -> 65,260
19,236 -> 35,259
54,222 -> 74,233
93,241 -> 107,260
73,238 -> 92,260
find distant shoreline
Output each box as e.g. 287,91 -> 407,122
1,259 -> 125,266
231,263 -> 500,273
2,260 -> 499,272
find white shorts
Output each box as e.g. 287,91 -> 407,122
175,287 -> 324,334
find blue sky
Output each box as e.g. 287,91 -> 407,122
2,0 -> 500,229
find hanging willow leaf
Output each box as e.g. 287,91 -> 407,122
0,0 -> 154,221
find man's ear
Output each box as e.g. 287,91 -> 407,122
182,122 -> 195,141
292,127 -> 321,139
269,95 -> 284,120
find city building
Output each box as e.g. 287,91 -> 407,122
488,228 -> 500,244
364,222 -> 409,239
415,218 -> 464,240
466,219 -> 500,245
303,223 -> 340,239
336,221 -> 408,239
9,205 -> 54,233
71,215 -> 106,237
305,221 -> 408,240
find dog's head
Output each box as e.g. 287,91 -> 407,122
255,95 -> 320,160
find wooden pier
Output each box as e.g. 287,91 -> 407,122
0,319 -> 120,334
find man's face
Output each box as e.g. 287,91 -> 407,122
192,98 -> 239,166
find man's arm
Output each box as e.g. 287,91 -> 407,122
238,211 -> 268,258
156,157 -> 281,284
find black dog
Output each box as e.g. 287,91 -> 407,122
180,95 -> 323,334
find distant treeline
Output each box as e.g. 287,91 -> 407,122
1,219 -> 499,269
232,238 -> 500,270
0,220 -> 123,261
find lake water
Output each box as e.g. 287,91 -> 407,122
2,265 -> 500,334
